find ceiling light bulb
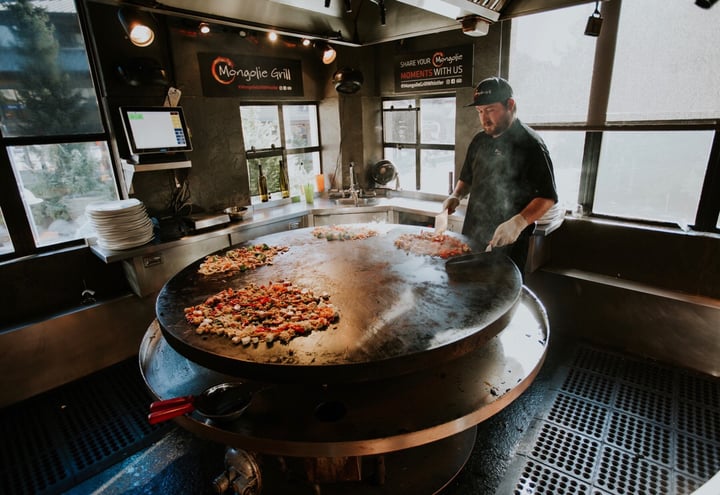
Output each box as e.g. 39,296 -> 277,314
118,7 -> 156,47
301,38 -> 311,47
129,24 -> 154,47
268,31 -> 278,42
199,22 -> 210,35
322,44 -> 336,64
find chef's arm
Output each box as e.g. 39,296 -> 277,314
518,197 -> 555,225
450,180 -> 470,200
442,180 -> 470,214
490,197 -> 555,248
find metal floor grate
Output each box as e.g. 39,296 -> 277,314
0,358 -> 168,495
502,344 -> 720,495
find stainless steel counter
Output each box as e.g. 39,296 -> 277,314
88,195 -> 561,297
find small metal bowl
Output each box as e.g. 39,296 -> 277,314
223,206 -> 249,221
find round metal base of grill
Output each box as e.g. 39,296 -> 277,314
140,288 -> 549,458
250,428 -> 477,494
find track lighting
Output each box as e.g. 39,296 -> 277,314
321,43 -> 336,64
268,31 -> 278,42
118,7 -> 156,47
301,38 -> 312,47
584,1 -> 603,37
198,22 -> 210,35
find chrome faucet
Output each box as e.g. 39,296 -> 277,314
348,162 -> 359,206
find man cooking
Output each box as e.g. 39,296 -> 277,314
443,76 -> 558,276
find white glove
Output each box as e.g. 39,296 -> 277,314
442,195 -> 460,214
490,214 -> 528,247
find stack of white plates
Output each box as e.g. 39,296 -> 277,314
86,198 -> 154,250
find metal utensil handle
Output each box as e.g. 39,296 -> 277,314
149,396 -> 194,412
147,401 -> 196,424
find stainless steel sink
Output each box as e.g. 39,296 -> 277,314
333,197 -> 378,207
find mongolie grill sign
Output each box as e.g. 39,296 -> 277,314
395,45 -> 473,93
199,52 -> 304,97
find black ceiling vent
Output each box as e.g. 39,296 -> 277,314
333,67 -> 364,94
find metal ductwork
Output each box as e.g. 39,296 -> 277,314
395,0 -> 503,21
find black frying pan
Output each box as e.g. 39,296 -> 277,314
148,382 -> 259,424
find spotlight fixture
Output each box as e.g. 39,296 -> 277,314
118,7 -> 156,47
268,31 -> 278,42
301,38 -> 312,47
198,22 -> 210,35
325,0 -> 331,7
584,1 -> 603,37
321,43 -> 336,64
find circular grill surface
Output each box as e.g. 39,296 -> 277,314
156,224 -> 522,383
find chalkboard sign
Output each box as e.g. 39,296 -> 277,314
394,45 -> 473,93
198,52 -> 304,97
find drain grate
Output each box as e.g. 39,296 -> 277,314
547,393 -> 608,440
503,344 -> 720,495
561,368 -> 615,405
606,411 -> 673,467
0,358 -> 168,495
595,444 -> 673,494
512,459 -> 593,495
529,422 -> 599,483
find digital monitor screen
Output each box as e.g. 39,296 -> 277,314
119,106 -> 193,155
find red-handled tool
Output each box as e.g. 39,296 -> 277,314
148,396 -> 197,424
147,382 -> 257,425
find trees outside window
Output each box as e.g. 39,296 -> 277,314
240,104 -> 321,200
0,0 -> 116,256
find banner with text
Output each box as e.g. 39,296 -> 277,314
198,52 -> 304,97
394,45 -> 473,93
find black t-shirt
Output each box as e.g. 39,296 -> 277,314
458,118 -> 558,245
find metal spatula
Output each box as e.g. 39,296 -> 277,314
434,209 -> 448,235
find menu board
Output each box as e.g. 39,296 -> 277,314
394,45 -> 473,93
198,52 -> 304,97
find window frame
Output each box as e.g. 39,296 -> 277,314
0,1 -> 115,262
382,94 -> 456,193
508,1 -> 720,234
239,103 -> 323,201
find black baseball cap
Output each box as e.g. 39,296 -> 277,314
466,77 -> 513,106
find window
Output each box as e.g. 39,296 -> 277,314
593,131 -> 712,226
239,104 -> 321,201
606,2 -> 719,122
0,208 -> 12,255
0,0 -> 117,258
509,4 -> 595,124
509,1 -> 720,231
8,142 -> 115,247
383,96 -> 456,194
534,130 -> 585,213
